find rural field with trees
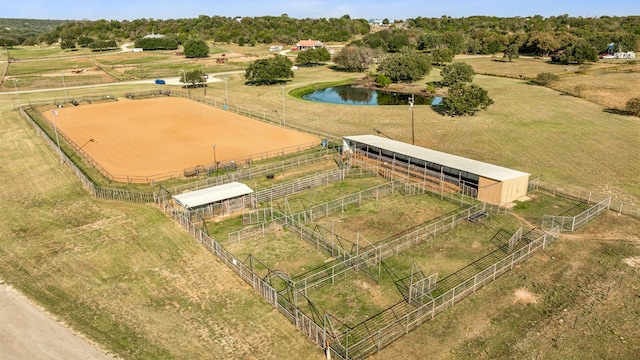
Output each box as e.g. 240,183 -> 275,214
1,13 -> 639,360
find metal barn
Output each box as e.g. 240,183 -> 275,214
343,135 -> 530,206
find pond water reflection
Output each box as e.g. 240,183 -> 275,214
301,85 -> 441,106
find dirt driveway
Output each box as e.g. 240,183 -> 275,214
0,281 -> 114,360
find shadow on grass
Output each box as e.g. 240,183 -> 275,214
244,80 -> 290,86
327,65 -> 367,73
603,108 -> 634,116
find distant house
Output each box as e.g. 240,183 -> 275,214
295,39 -> 324,51
369,19 -> 384,26
143,32 -> 165,39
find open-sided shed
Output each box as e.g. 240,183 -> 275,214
172,182 -> 254,210
343,135 -> 530,206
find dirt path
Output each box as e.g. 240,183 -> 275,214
0,281 -> 114,360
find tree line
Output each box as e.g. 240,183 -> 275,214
2,15 -> 637,61
1,15 -> 370,48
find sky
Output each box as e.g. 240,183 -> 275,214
3,0 -> 638,21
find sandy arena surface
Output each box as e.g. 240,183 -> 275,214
52,97 -> 320,180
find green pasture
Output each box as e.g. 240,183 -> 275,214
268,176 -> 387,213
1,46 -> 639,359
0,99 -> 319,359
456,55 -> 640,110
6,45 -> 97,59
311,189 -> 463,242
376,211 -> 640,360
454,55 -> 569,79
8,58 -> 95,76
224,226 -> 330,277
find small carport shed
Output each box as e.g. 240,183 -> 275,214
172,182 -> 254,215
343,135 -> 530,206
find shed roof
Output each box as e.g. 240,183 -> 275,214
172,182 -> 253,209
344,135 -> 530,181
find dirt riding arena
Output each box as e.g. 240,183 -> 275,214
52,97 -> 320,182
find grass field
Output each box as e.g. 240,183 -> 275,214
455,54 -> 640,110
1,45 -> 639,359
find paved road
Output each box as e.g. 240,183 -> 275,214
0,281 -> 114,360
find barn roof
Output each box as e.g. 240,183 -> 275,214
172,182 -> 253,209
344,135 -> 530,182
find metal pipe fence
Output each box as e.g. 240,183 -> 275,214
542,196 -> 611,232
533,178 -> 638,218
20,96 -> 630,359
340,226 -> 561,359
139,168 -> 609,360
159,200 -> 345,359
289,203 -> 485,295
253,168 -> 347,204
163,148 -> 334,196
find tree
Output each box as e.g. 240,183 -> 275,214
503,44 -> 519,62
295,47 -> 330,66
180,69 -> 207,88
440,62 -> 475,86
244,55 -> 294,85
134,36 -> 179,50
60,39 -> 76,50
524,31 -> 558,57
377,52 -> 432,83
183,39 -> 210,58
334,46 -> 374,72
534,72 -> 560,86
560,40 -> 598,64
417,32 -> 444,51
0,37 -> 18,48
442,83 -> 494,116
431,48 -> 453,65
626,97 -> 640,117
88,39 -> 117,51
77,36 -> 94,48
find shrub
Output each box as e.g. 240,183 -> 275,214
376,73 -> 392,88
534,72 -> 560,86
625,97 -> 640,117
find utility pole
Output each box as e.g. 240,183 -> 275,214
409,94 -> 415,145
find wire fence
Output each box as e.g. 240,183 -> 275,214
21,107 -> 154,203
167,89 -> 342,144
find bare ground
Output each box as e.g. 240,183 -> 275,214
0,281 -> 115,360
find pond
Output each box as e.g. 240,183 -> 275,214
301,85 -> 442,106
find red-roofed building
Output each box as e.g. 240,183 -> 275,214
295,39 -> 324,51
